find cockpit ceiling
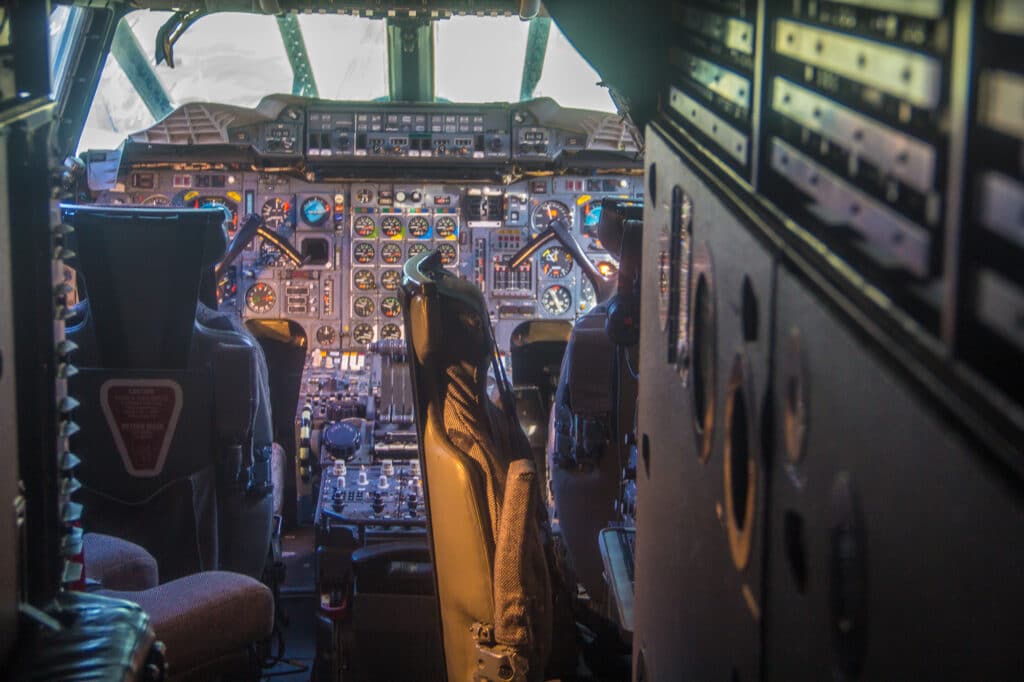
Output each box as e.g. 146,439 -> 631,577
96,1 -> 539,17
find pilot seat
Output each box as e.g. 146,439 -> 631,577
62,205 -> 277,679
402,251 -> 576,682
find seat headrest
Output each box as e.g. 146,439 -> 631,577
597,197 -> 643,259
62,205 -> 227,369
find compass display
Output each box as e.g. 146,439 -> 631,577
380,215 -> 403,239
301,196 -> 330,226
434,216 -> 457,239
353,270 -> 376,291
380,243 -> 402,265
353,215 -> 376,238
407,216 -> 430,239
353,241 -> 376,264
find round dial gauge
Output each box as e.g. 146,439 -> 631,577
245,282 -> 276,314
407,216 -> 430,239
353,215 -> 376,238
540,246 -> 573,278
351,323 -> 375,345
437,243 -> 458,266
380,296 -> 402,318
531,200 -> 572,234
316,325 -> 337,347
352,296 -> 375,318
259,241 -> 288,267
541,284 -> 572,315
380,323 -> 402,340
261,197 -> 292,230
380,242 -> 402,265
580,278 -> 597,312
380,269 -> 401,291
353,270 -> 376,291
142,194 -> 171,206
434,216 -> 457,239
301,196 -> 330,226
352,241 -> 376,265
380,215 -> 403,239
407,243 -> 429,260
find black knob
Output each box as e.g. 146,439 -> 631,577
332,490 -> 345,512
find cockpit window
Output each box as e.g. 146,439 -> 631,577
434,17 -> 530,104
434,16 -> 615,112
77,10 -> 614,153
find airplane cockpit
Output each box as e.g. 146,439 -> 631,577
2,1 -> 1023,681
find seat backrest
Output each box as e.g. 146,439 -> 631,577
63,205 -> 270,581
402,252 -> 556,681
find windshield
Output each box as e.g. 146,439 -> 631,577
78,10 -> 616,153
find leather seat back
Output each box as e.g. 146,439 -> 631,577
402,252 -> 555,681
64,205 -> 271,581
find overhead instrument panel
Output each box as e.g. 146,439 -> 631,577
667,0 -> 757,178
758,0 -> 953,333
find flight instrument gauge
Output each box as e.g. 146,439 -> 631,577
261,197 -> 293,230
380,269 -> 401,291
380,243 -> 402,265
541,284 -> 572,315
437,243 -> 458,266
581,200 -> 602,239
352,241 -> 376,264
260,241 -> 288,267
580,278 -> 596,312
407,243 -> 429,260
531,200 -> 572,234
353,270 -> 376,291
352,296 -> 375,318
380,296 -> 402,318
407,216 -> 430,239
195,196 -> 238,234
316,325 -> 337,347
380,323 -> 402,340
380,215 -> 403,239
352,323 -> 375,345
353,215 -> 376,238
245,282 -> 276,314
540,246 -> 573,278
301,196 -> 330,226
434,216 -> 457,239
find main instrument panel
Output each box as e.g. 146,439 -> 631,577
86,98 -> 642,521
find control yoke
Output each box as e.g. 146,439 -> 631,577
509,218 -> 617,304
216,213 -> 305,279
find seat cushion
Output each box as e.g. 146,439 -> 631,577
100,571 -> 273,676
84,532 -> 159,591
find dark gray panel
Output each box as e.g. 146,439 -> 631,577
0,126 -> 19,665
635,128 -> 775,682
765,266 -> 1024,679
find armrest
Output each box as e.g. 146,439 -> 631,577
84,532 -> 159,591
